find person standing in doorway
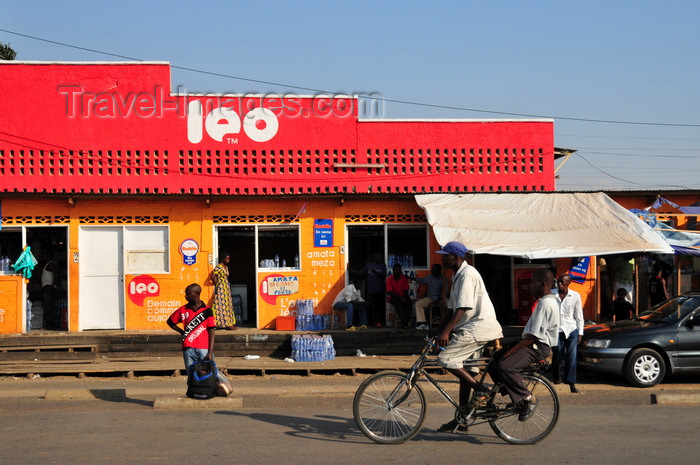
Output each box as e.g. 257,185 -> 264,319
212,252 -> 237,330
552,273 -> 584,394
613,288 -> 635,321
386,263 -> 412,328
41,260 -> 57,329
435,241 -> 503,433
648,262 -> 670,307
350,252 -> 387,327
167,283 -> 216,374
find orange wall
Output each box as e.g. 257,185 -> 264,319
0,193 -> 607,333
2,194 -> 628,332
0,196 -> 431,332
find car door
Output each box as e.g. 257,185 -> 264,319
676,308 -> 700,371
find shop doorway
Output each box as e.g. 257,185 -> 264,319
347,225 -> 386,278
79,227 -> 124,330
347,224 -> 386,319
26,226 -> 68,331
216,226 -> 257,327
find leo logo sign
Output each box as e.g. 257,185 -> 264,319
187,100 -> 279,144
128,275 -> 160,306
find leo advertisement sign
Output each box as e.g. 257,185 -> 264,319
127,275 -> 182,326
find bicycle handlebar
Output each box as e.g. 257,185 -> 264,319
424,335 -> 445,351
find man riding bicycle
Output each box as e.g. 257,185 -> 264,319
434,241 -> 503,433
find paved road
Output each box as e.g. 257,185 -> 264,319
1,395 -> 697,465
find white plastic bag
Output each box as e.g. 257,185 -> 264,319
215,369 -> 233,397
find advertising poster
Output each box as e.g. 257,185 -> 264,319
570,257 -> 590,284
313,219 -> 333,247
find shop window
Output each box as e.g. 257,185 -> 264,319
387,225 -> 428,269
124,226 -> 169,273
257,226 -> 300,269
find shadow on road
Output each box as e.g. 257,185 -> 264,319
216,410 -> 497,445
89,389 -> 153,407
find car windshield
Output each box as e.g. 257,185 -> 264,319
636,296 -> 700,324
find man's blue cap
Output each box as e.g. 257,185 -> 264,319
435,241 -> 468,258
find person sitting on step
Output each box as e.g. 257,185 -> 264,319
332,278 -> 368,331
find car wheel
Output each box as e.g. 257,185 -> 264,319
624,348 -> 666,388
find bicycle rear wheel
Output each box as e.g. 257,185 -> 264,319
353,370 -> 427,444
489,374 -> 559,445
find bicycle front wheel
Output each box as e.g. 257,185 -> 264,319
489,374 -> 559,445
353,370 -> 427,444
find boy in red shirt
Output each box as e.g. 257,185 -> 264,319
167,283 -> 216,374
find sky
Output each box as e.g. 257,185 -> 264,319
3,1 -> 700,194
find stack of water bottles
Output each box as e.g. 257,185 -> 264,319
295,299 -> 329,331
388,252 -> 414,270
0,256 -> 12,272
291,334 -> 336,362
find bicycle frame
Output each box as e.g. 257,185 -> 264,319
403,337 -> 496,412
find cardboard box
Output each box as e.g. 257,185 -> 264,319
276,316 -> 296,331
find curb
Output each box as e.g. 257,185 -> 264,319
153,395 -> 243,410
652,392 -> 700,405
44,389 -> 127,400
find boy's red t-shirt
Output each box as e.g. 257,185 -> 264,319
168,303 -> 215,349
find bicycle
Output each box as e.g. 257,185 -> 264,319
353,336 -> 559,445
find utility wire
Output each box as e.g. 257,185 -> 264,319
574,152 -> 695,190
3,28 -> 700,128
580,151 -> 700,159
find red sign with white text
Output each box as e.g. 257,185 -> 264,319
0,62 -> 555,195
128,275 -> 160,306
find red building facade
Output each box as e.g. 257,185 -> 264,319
0,62 -> 555,333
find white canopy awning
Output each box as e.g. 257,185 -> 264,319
415,192 -> 674,259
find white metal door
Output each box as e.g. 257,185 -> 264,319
79,227 -> 124,330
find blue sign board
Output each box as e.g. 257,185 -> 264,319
570,256 -> 590,284
313,219 -> 333,247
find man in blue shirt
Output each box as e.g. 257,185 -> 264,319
413,263 -> 444,330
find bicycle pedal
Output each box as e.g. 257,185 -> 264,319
438,419 -> 469,433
